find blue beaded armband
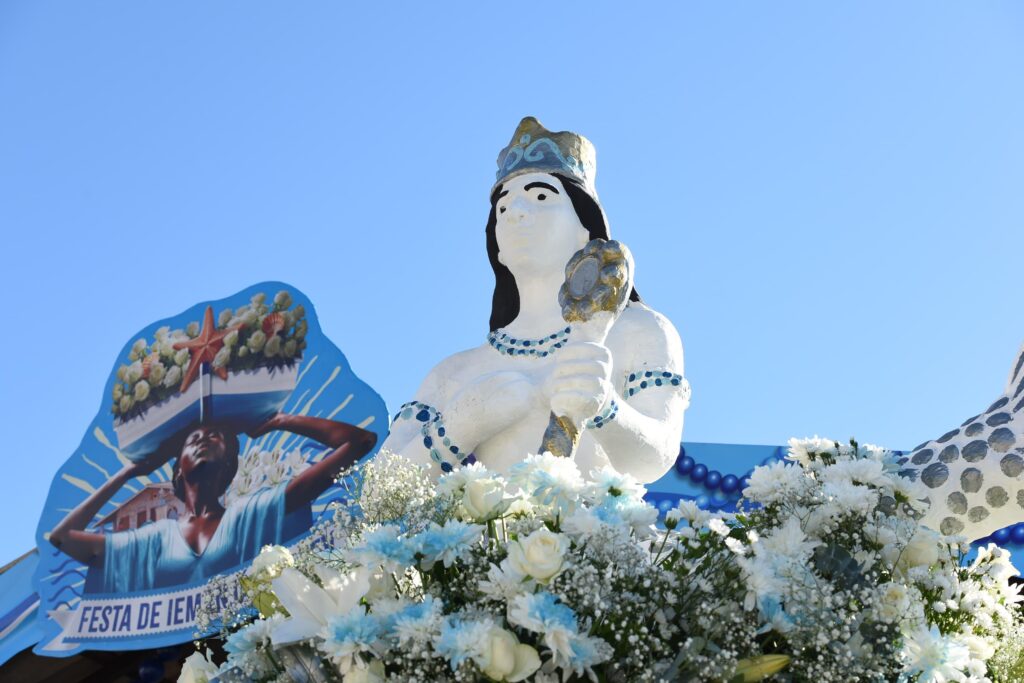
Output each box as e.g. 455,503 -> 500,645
393,401 -> 475,472
585,398 -> 619,429
624,369 -> 689,399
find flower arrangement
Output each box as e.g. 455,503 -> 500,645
224,445 -> 312,508
182,439 -> 1024,683
111,291 -> 307,420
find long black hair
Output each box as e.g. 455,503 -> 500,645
486,172 -> 640,332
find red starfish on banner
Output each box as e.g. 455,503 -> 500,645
173,305 -> 243,393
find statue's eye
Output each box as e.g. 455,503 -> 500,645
537,193 -> 547,201
499,206 -> 506,213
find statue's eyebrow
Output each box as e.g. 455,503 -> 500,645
497,190 -> 509,199
523,182 -> 560,194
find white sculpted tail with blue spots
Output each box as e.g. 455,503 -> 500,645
906,342 -> 1024,540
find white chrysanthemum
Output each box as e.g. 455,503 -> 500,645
665,498 -> 710,528
821,480 -> 878,516
584,466 -> 646,505
757,516 -> 819,560
478,559 -> 531,602
901,624 -> 971,683
821,458 -> 890,489
438,461 -> 494,497
787,435 -> 838,466
743,460 -> 806,505
508,452 -> 585,517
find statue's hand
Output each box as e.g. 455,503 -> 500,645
444,371 -> 539,453
543,341 -> 613,427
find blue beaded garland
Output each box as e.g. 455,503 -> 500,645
690,463 -> 708,483
721,474 -> 740,494
704,470 -> 722,490
675,455 -> 694,476
1011,525 -> 1024,545
994,527 -> 1011,544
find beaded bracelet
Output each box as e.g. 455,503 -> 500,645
624,368 -> 689,399
585,398 -> 619,429
393,401 -> 475,472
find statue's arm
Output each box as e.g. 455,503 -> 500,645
382,349 -> 539,476
587,305 -> 688,483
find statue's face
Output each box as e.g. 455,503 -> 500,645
495,172 -> 589,276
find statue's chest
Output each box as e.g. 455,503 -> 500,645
451,349 -> 556,386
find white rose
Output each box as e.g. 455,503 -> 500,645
224,330 -> 239,348
213,346 -> 231,369
163,365 -> 182,389
295,319 -> 308,339
505,498 -> 535,517
478,626 -> 541,682
241,309 -> 260,328
186,322 -> 200,337
898,527 -> 940,572
112,384 -> 124,401
127,360 -> 144,384
131,337 -> 148,358
117,365 -> 128,382
343,659 -> 385,683
238,345 -> 250,358
293,304 -> 306,320
248,330 -> 267,353
283,339 -> 297,358
506,527 -> 568,583
264,335 -> 282,358
251,292 -> 266,306
247,545 -> 294,581
133,380 -> 151,402
148,361 -> 166,386
174,348 -> 190,366
218,308 -> 233,328
462,478 -> 506,521
178,649 -> 218,683
274,290 -> 292,310
119,395 -> 134,414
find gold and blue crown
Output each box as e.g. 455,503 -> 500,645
494,117 -> 597,197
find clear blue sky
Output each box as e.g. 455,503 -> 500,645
2,3 -> 1023,561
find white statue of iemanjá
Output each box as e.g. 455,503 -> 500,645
383,117 -> 690,482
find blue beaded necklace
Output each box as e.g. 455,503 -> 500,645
487,325 -> 571,358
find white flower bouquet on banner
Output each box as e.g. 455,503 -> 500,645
112,291 -> 307,461
186,440 -> 1024,683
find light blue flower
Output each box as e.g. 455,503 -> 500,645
388,595 -> 444,644
566,633 -> 613,678
434,616 -> 494,670
508,592 -> 580,668
346,525 -> 416,570
755,595 -> 794,635
508,591 -> 578,634
319,609 -> 382,669
223,619 -> 274,656
413,520 -> 482,568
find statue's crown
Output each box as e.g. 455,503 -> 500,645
494,117 -> 597,197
